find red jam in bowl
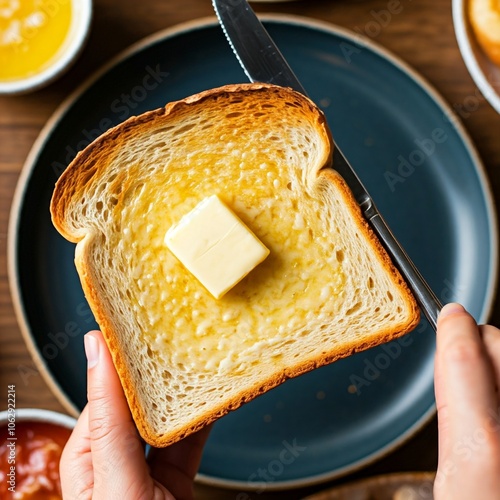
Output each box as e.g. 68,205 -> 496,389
0,420 -> 73,499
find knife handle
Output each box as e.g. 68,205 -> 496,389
365,207 -> 442,331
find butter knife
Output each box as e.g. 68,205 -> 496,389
212,0 -> 442,330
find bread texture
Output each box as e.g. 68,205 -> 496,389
469,0 -> 500,64
51,83 -> 419,447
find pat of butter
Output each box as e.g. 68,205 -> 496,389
165,195 -> 270,299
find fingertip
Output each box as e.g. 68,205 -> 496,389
436,303 -> 479,352
84,332 -> 100,369
85,330 -> 121,407
84,330 -> 104,344
439,303 -> 467,319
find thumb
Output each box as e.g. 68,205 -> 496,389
435,303 -> 497,461
84,331 -> 152,496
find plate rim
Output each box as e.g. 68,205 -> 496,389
7,14 -> 499,491
452,0 -> 500,114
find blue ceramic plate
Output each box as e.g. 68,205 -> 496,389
8,16 -> 498,490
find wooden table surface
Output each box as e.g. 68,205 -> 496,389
0,0 -> 499,498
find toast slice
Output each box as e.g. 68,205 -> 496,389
51,83 -> 419,447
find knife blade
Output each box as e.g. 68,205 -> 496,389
212,0 -> 442,330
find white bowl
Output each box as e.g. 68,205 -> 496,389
0,0 -> 92,95
453,0 -> 500,114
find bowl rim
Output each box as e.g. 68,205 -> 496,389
0,0 -> 93,95
0,408 -> 77,429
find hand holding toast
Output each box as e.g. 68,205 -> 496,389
59,331 -> 210,500
434,303 -> 500,500
59,304 -> 500,498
